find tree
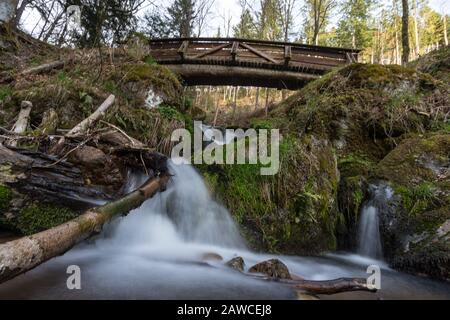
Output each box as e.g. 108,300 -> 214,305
66,0 -> 144,47
142,8 -> 171,38
258,0 -> 283,41
167,0 -> 196,37
335,0 -> 372,49
303,0 -> 337,45
195,0 -> 214,37
280,0 -> 297,41
401,0 -> 409,64
233,8 -> 257,38
0,0 -> 19,26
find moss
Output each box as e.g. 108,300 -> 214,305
0,185 -> 12,212
394,182 -> 442,217
198,134 -> 340,254
408,46 -> 450,83
338,153 -> 375,177
16,204 -> 77,235
375,134 -> 450,187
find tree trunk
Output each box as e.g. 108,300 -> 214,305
0,0 -> 18,25
264,88 -> 269,117
254,87 -> 260,111
0,174 -> 169,284
51,94 -> 115,154
413,0 -> 420,58
444,15 -> 448,46
11,101 -> 32,134
401,0 -> 410,65
289,277 -> 377,295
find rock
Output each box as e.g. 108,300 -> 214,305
225,256 -> 245,272
69,146 -> 107,167
190,106 -> 206,121
39,108 -> 59,134
295,291 -> 319,300
248,259 -> 292,279
201,252 -> 223,262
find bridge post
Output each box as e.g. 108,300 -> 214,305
178,41 -> 189,61
231,42 -> 239,63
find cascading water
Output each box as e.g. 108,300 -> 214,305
357,184 -> 393,259
2,166 -> 450,299
102,161 -> 246,251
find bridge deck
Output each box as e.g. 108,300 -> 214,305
149,38 -> 360,89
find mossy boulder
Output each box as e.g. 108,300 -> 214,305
373,133 -> 450,279
277,63 -> 448,164
119,63 -> 183,108
408,46 -> 450,84
199,134 -> 340,255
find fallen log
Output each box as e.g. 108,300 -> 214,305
67,95 -> 115,137
0,173 -> 170,284
20,60 -> 65,77
287,277 -> 377,295
51,94 -> 115,154
11,101 -> 32,134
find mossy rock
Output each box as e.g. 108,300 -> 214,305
371,134 -> 450,279
408,46 -> 450,84
119,63 -> 183,108
374,134 -> 450,187
198,134 -> 340,254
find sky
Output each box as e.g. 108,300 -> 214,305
21,0 -> 450,40
156,0 -> 450,37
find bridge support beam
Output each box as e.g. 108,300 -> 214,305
165,64 -> 319,90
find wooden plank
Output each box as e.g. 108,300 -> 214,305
177,41 -> 189,60
284,45 -> 292,66
231,41 -> 239,62
191,42 -> 231,59
240,42 -> 278,64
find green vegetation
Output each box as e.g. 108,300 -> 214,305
0,185 -> 12,212
16,204 -> 77,235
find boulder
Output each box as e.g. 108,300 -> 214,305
225,256 -> 245,272
201,252 -> 223,262
248,258 -> 292,279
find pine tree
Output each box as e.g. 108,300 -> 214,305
167,0 -> 196,38
335,0 -> 372,49
233,8 -> 257,39
258,0 -> 283,41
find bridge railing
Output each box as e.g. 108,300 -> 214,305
149,38 -> 360,73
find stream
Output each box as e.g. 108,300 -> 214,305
0,163 -> 449,300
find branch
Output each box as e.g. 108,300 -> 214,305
0,173 -> 170,285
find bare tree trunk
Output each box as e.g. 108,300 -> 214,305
264,88 -> 269,117
413,0 -> 420,58
51,95 -> 115,154
444,15 -> 449,46
213,90 -> 220,127
401,0 -> 410,65
11,101 -> 32,134
254,87 -> 260,111
232,86 -> 237,120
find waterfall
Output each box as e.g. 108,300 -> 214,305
101,160 -> 246,251
357,184 -> 393,259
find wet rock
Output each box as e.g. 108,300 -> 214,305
69,146 -> 107,167
248,259 -> 292,279
225,256 -> 245,272
201,252 -> 223,262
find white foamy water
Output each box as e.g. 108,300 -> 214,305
1,164 -> 450,299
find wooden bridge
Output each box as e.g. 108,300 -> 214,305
149,38 -> 360,90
